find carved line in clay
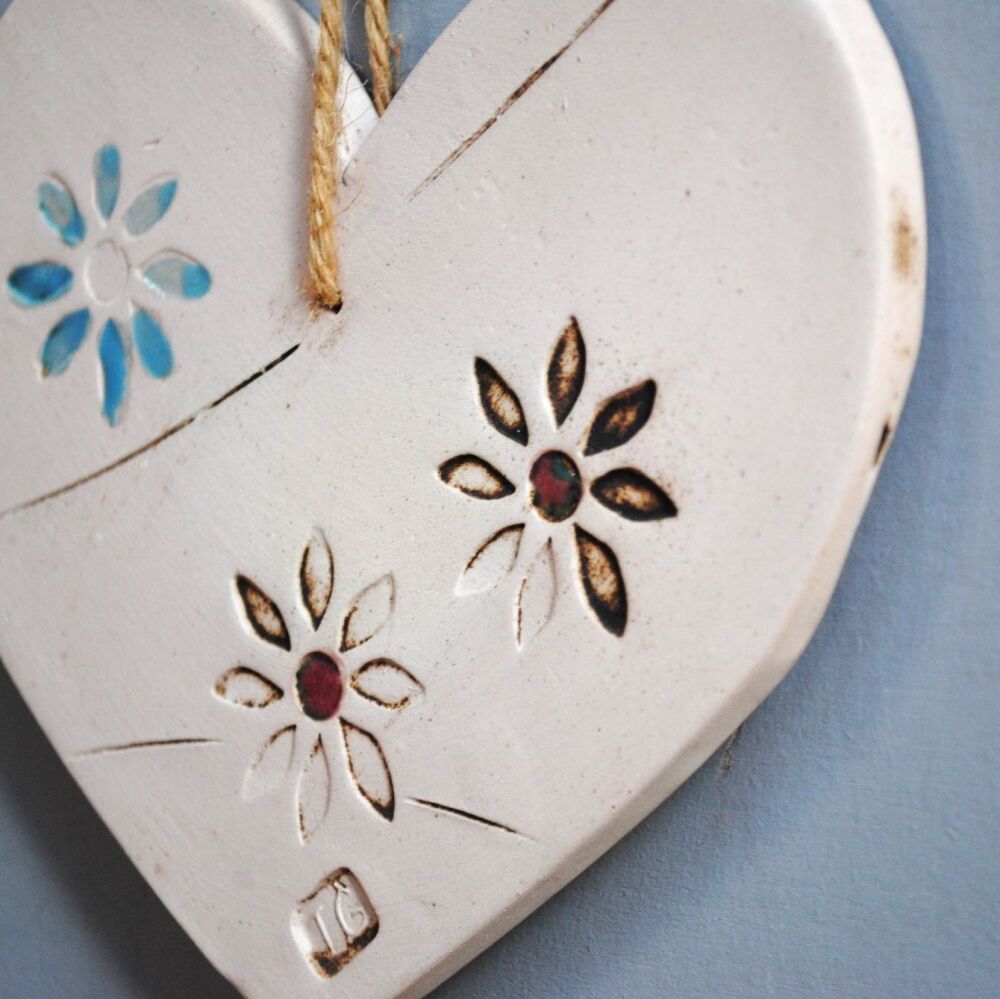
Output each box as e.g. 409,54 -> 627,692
0,344 -> 300,521
405,797 -> 529,839
874,420 -> 893,466
75,737 -> 222,759
410,0 -> 620,200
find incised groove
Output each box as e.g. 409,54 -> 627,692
405,797 -> 528,839
0,343 -> 300,522
75,737 -> 222,759
410,0 -> 620,200
874,420 -> 893,466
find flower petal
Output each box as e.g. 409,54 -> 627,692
516,539 -> 557,650
98,318 -> 128,426
7,262 -> 73,307
340,574 -> 395,652
141,252 -> 212,300
583,380 -> 657,456
340,720 -> 394,820
350,659 -> 423,710
547,316 -> 586,427
457,524 -> 524,596
297,735 -> 332,842
214,666 -> 283,708
299,528 -> 334,631
94,144 -> 121,220
40,309 -> 90,377
132,309 -> 174,379
574,526 -> 627,636
475,358 -> 528,445
123,177 -> 177,236
438,454 -> 515,500
242,725 -> 296,801
235,575 -> 291,650
591,468 -> 678,521
38,178 -> 86,247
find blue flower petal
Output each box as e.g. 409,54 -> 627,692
99,319 -> 128,426
7,262 -> 73,307
123,178 -> 177,236
38,179 -> 86,247
94,144 -> 121,221
141,254 -> 211,300
132,309 -> 173,378
40,309 -> 91,376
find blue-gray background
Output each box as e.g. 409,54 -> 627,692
1,1 -> 996,995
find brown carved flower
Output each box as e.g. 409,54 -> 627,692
438,318 -> 677,645
215,530 -> 423,842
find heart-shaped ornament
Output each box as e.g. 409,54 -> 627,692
0,0 -> 924,996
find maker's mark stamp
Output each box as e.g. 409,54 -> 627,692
291,868 -> 379,979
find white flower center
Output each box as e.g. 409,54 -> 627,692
84,240 -> 128,304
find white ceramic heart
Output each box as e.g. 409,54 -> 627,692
0,0 -> 924,996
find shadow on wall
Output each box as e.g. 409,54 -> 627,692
0,664 -> 237,999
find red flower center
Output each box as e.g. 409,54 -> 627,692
529,450 -> 582,522
295,651 -> 344,721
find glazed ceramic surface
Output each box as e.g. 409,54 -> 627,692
0,0 -> 924,996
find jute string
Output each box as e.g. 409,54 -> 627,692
307,0 -> 395,311
365,0 -> 394,116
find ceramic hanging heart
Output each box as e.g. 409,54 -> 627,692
0,0 -> 924,995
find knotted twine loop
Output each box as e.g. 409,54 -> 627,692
307,0 -> 395,311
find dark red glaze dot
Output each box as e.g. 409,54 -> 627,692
295,651 -> 344,721
529,450 -> 583,522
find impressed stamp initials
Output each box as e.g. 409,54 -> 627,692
291,868 -> 379,979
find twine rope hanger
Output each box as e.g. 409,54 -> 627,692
308,0 -> 395,311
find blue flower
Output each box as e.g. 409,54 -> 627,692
6,144 -> 212,426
